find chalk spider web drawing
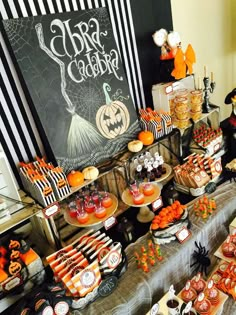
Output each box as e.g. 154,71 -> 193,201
78,7 -> 112,37
3,17 -> 65,117
69,82 -> 105,124
35,23 -> 103,157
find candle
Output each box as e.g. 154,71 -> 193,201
204,65 -> 208,77
211,72 -> 214,82
198,76 -> 202,90
194,75 -> 197,89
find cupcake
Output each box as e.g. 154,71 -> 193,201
217,261 -> 229,274
181,280 -> 197,303
204,280 -> 220,305
191,102 -> 202,112
194,293 -> 211,315
190,90 -> 202,104
174,96 -> 189,112
191,273 -> 206,294
231,234 -> 236,245
221,236 -> 236,258
175,88 -> 189,99
190,110 -> 202,122
175,107 -> 190,120
175,118 -> 189,129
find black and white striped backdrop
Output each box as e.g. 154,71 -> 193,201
0,0 -> 172,187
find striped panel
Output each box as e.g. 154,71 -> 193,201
0,0 -> 172,187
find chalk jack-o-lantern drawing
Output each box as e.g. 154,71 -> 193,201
9,261 -> 22,276
96,83 -> 130,139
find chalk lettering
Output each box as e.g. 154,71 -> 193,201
46,16 -> 122,83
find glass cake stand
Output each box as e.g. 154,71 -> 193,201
63,192 -> 118,229
121,182 -> 161,223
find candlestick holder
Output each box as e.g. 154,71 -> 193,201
202,76 -> 216,113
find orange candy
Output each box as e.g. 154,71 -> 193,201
151,223 -> 159,230
151,200 -> 186,231
159,221 -> 168,229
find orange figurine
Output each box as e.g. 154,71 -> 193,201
134,252 -> 141,269
171,47 -> 186,80
210,198 -> 216,211
204,279 -> 220,305
148,240 -> 155,266
148,239 -> 154,251
140,255 -> 149,272
185,44 -> 196,74
203,195 -> 209,205
141,246 -> 148,261
148,249 -> 156,266
155,244 -> 163,261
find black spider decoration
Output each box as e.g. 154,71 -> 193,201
190,242 -> 211,276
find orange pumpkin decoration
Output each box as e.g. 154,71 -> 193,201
67,170 -> 84,187
138,130 -> 154,146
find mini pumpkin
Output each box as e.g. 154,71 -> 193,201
67,170 -> 84,187
82,166 -> 99,180
96,83 -> 130,139
138,130 -> 154,146
128,140 -> 143,153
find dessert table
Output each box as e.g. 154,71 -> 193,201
71,181 -> 236,315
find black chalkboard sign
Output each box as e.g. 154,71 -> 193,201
98,276 -> 118,297
2,8 -> 140,172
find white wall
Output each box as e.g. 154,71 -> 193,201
171,0 -> 235,121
